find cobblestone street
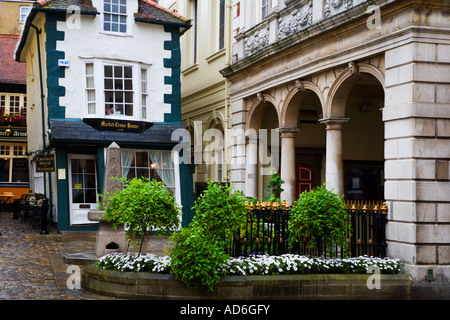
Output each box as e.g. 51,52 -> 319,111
0,212 -> 100,299
0,212 -> 170,300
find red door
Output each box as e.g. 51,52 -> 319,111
296,164 -> 314,198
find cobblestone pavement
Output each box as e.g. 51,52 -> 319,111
0,212 -> 170,300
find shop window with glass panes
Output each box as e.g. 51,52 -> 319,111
0,144 -> 29,183
0,94 -> 26,116
121,149 -> 175,195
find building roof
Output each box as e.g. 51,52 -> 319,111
36,0 -> 98,13
0,34 -> 26,85
15,0 -> 191,61
35,0 -> 190,27
135,0 -> 190,28
50,120 -> 184,146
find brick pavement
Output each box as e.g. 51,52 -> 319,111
0,212 -> 170,300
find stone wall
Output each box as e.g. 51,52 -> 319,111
384,40 -> 450,279
81,265 -> 413,300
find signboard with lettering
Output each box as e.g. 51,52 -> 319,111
35,154 -> 55,172
83,118 -> 153,134
0,128 -> 27,140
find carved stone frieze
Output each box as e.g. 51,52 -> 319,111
278,1 -> 313,39
324,0 -> 353,17
244,26 -> 270,57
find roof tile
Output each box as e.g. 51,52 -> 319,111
0,35 -> 26,85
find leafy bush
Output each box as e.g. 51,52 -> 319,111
169,181 -> 247,291
191,181 -> 246,241
289,185 -> 351,257
102,177 -> 180,255
169,227 -> 228,291
263,170 -> 284,202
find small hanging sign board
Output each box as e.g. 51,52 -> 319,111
35,154 -> 55,172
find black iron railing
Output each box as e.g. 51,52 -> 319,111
228,201 -> 291,257
345,201 -> 388,258
227,200 -> 388,258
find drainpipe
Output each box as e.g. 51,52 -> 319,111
224,0 -> 232,182
30,23 -> 48,199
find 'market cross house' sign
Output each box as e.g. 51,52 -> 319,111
83,118 -> 153,134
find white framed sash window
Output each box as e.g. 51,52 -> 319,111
121,149 -> 181,208
82,59 -> 150,122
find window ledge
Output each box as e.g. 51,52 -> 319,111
99,31 -> 132,38
205,48 -> 226,64
181,64 -> 199,76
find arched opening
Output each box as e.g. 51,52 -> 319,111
245,96 -> 280,200
294,91 -> 326,194
106,242 -> 120,250
342,75 -> 385,201
259,104 -> 280,199
205,118 -> 225,183
281,85 -> 326,203
326,65 -> 385,201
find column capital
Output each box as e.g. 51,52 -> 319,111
319,117 -> 350,124
277,127 -> 300,138
245,133 -> 258,142
319,117 -> 349,130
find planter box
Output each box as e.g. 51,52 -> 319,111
88,210 -> 128,257
81,265 -> 412,300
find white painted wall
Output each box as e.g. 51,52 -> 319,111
23,12 -> 48,152
57,0 -> 173,123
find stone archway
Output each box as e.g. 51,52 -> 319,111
279,81 -> 326,204
326,62 -> 385,119
245,93 -> 280,199
204,116 -> 225,182
280,80 -> 326,128
324,62 -> 385,198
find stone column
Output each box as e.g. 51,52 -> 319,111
321,118 -> 348,197
245,133 -> 258,198
229,98 -> 247,193
279,127 -> 299,205
88,142 -> 128,257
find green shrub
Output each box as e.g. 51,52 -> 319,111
289,185 -> 351,257
263,169 -> 284,202
169,227 -> 228,291
191,181 -> 246,242
169,181 -> 247,291
102,177 -> 180,255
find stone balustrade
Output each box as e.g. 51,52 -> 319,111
234,0 -> 369,62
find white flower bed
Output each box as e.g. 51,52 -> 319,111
96,253 -> 401,275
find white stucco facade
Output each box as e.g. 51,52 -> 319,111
57,0 -> 173,123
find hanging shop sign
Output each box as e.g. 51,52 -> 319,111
35,154 -> 55,172
83,118 -> 154,134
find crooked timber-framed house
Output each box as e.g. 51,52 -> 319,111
15,0 -> 194,231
